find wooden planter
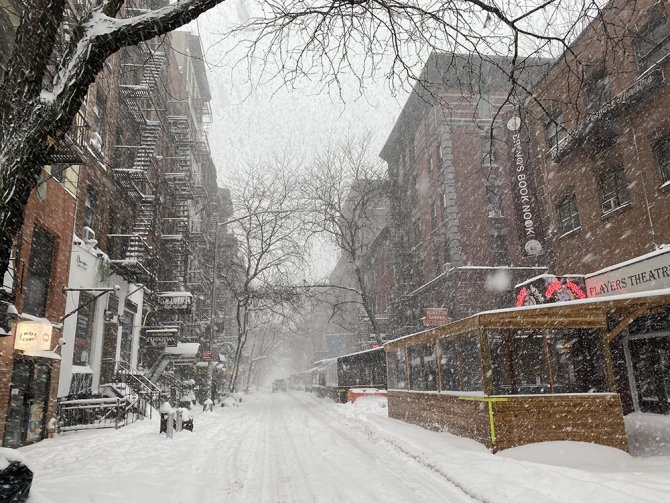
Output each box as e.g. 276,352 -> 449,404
388,390 -> 628,452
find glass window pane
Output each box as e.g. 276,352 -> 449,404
439,339 -> 460,391
458,337 -> 483,391
387,349 -> 407,390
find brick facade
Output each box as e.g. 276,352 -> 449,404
380,53 -> 548,335
526,0 -> 670,275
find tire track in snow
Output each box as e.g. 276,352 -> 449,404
290,392 -> 477,502
294,392 -> 487,503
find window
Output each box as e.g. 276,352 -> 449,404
487,329 -> 607,395
23,226 -> 55,317
557,194 -> 580,234
438,336 -> 483,392
653,135 -> 670,183
433,240 -> 442,277
439,339 -> 460,390
386,348 -> 407,389
633,9 -> 670,72
73,292 -> 95,366
84,187 -> 97,230
485,181 -> 503,218
481,134 -> 496,166
585,70 -> 611,111
409,343 -> 437,391
492,233 -> 508,266
414,218 -> 421,244
545,113 -> 567,151
598,164 -> 629,213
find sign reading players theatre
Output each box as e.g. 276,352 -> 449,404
585,248 -> 670,298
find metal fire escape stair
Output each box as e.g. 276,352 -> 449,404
106,360 -> 166,412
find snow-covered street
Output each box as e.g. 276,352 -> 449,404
19,392 -> 670,503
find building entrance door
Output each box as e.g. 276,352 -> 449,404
3,359 -> 52,448
627,333 -> 670,414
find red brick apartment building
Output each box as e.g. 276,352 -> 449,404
380,53 -> 549,336
525,0 -> 670,413
0,0 -> 228,447
0,177 -> 75,447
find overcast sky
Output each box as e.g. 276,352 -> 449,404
182,2 -> 410,277
189,2 -> 407,179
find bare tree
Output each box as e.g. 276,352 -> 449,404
219,163 -> 307,392
0,0 -> 635,280
243,311 -> 304,392
0,0 -> 236,276
304,134 -> 389,343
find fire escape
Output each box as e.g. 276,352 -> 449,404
162,101 -> 195,290
109,41 -> 167,285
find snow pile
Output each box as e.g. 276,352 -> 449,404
15,392 -> 670,503
625,412 -> 670,457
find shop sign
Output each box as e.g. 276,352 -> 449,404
158,292 -> 192,311
144,328 -> 178,347
505,108 -> 545,257
515,275 -> 587,307
585,250 -> 670,298
422,308 -> 450,327
202,351 -> 213,361
146,335 -> 177,347
14,321 -> 52,351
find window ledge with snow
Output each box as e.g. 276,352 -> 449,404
558,226 -> 582,239
601,201 -> 631,219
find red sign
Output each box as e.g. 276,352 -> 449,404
422,308 -> 450,327
202,351 -> 213,361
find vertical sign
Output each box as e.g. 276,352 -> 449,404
505,108 -> 544,257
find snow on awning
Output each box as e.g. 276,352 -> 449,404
22,350 -> 61,360
164,342 -> 199,357
17,311 -> 63,329
72,365 -> 93,374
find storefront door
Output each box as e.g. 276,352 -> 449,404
626,333 -> 670,414
3,359 -> 52,448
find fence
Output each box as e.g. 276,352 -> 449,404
57,397 -> 138,433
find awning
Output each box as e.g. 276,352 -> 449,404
22,350 -> 61,360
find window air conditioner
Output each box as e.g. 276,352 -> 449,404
82,226 -> 97,246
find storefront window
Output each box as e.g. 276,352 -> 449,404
119,310 -> 133,363
73,292 -> 95,366
438,336 -> 483,392
487,328 -> 607,395
386,348 -> 407,390
439,339 -> 460,391
409,343 -> 437,391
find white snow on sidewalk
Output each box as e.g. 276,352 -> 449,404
19,392 -> 670,503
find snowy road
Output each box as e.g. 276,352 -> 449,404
22,392 -> 473,503
20,391 -> 670,503
214,392 -> 473,502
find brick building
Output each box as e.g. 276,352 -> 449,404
380,52 -> 549,337
525,0 -> 670,413
0,0 -> 230,446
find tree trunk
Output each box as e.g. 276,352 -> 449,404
0,107 -> 54,275
354,264 -> 381,344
